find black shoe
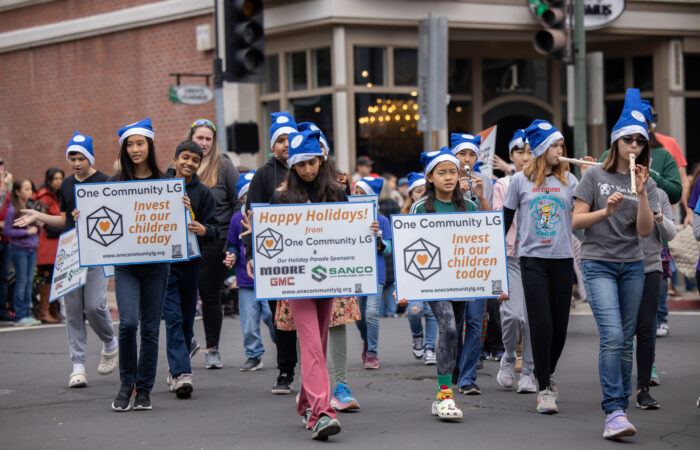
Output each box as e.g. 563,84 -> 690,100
271,373 -> 293,394
241,357 -> 264,372
133,389 -> 152,411
189,338 -> 200,359
459,384 -> 482,395
636,386 -> 660,410
111,384 -> 133,412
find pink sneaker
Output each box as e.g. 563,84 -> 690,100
364,353 -> 379,369
361,341 -> 368,364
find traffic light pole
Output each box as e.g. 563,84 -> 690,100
573,0 -> 586,160
214,0 -> 228,153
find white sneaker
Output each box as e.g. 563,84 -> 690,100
517,373 -> 537,393
550,373 -> 559,402
411,334 -> 424,359
537,387 -> 558,414
423,346 -> 436,365
656,323 -> 669,337
496,357 -> 515,389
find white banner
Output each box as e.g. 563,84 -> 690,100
348,194 -> 378,219
251,202 -> 378,300
477,125 -> 497,179
392,211 -> 508,301
75,179 -> 190,266
49,228 -> 88,302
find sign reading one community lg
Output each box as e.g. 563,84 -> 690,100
75,179 -> 190,266
251,202 -> 378,301
50,228 -> 88,302
392,211 -> 508,301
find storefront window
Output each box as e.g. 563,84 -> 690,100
482,59 -> 548,103
394,48 -> 417,86
448,102 -> 472,135
313,48 -> 332,88
685,54 -> 700,91
354,47 -> 385,86
290,95 -> 334,151
355,93 -> 422,175
449,58 -> 471,95
288,51 -> 307,91
263,54 -> 279,94
632,55 -> 653,92
604,58 -> 624,94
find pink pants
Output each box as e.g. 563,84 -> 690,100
289,298 -> 337,428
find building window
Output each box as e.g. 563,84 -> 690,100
632,55 -> 653,92
394,48 -> 418,86
313,48 -> 332,88
447,102 -> 472,136
685,54 -> 700,91
482,59 -> 548,103
354,47 -> 385,86
263,54 -> 279,94
291,95 -> 334,151
687,98 -> 700,165
355,94 -> 421,175
449,58 -> 472,95
288,51 -> 307,91
604,58 -> 625,94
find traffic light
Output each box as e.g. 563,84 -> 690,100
531,0 -> 571,62
224,0 -> 265,83
227,122 -> 259,153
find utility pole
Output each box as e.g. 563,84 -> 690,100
214,0 -> 228,153
573,0 -> 586,160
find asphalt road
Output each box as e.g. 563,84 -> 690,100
1,311 -> 699,449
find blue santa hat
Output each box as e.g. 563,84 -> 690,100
297,122 -> 330,156
269,111 -> 298,150
354,176 -> 384,196
420,147 -> 460,175
65,131 -> 94,165
118,118 -> 155,146
508,129 -> 528,154
286,128 -> 324,166
450,133 -> 482,158
237,170 -> 255,199
406,172 -> 425,194
624,89 -> 653,124
611,95 -> 649,145
525,120 -> 564,159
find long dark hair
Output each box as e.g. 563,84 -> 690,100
117,137 -> 161,181
647,128 -> 662,150
277,157 -> 345,204
422,175 -> 467,213
10,178 -> 32,219
43,168 -> 64,193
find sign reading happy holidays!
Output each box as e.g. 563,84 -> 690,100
392,211 -> 508,301
251,202 -> 378,301
75,179 -> 190,266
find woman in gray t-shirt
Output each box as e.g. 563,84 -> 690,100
572,92 -> 656,440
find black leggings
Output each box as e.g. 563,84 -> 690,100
636,271 -> 662,388
520,257 -> 574,391
199,237 -> 229,349
268,300 -> 298,375
484,298 -> 504,355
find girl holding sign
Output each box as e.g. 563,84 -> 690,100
409,147 -> 479,421
109,118 -> 171,412
503,120 -> 578,415
572,99 -> 656,439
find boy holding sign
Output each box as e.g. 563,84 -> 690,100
14,132 -> 118,388
163,141 -> 218,398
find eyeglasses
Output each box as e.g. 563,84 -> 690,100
191,119 -> 216,132
0,161 -> 4,165
621,136 -> 648,147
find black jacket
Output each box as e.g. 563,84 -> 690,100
166,169 -> 220,246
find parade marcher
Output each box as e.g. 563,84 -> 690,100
244,111 -> 299,394
352,155 -> 373,183
186,119 -> 240,369
15,132 -> 118,385
109,119 -> 171,411
353,176 -> 392,369
34,167 -> 64,323
0,158 -> 12,322
164,141 -> 219,398
225,170 -> 276,372
503,120 -> 578,414
572,98 -> 657,438
492,129 -> 537,394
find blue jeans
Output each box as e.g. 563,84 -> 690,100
380,282 -> 397,317
0,241 -> 11,311
115,263 -> 169,392
356,283 -> 384,356
164,260 -> 199,376
582,259 -> 644,414
11,248 -> 36,320
238,286 -> 275,359
457,298 -> 487,387
406,301 -> 437,347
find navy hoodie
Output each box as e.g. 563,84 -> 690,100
166,169 -> 220,249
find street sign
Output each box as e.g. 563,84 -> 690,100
170,84 -> 214,105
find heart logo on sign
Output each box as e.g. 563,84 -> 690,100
416,254 -> 429,265
99,221 -> 111,232
265,239 -> 274,248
